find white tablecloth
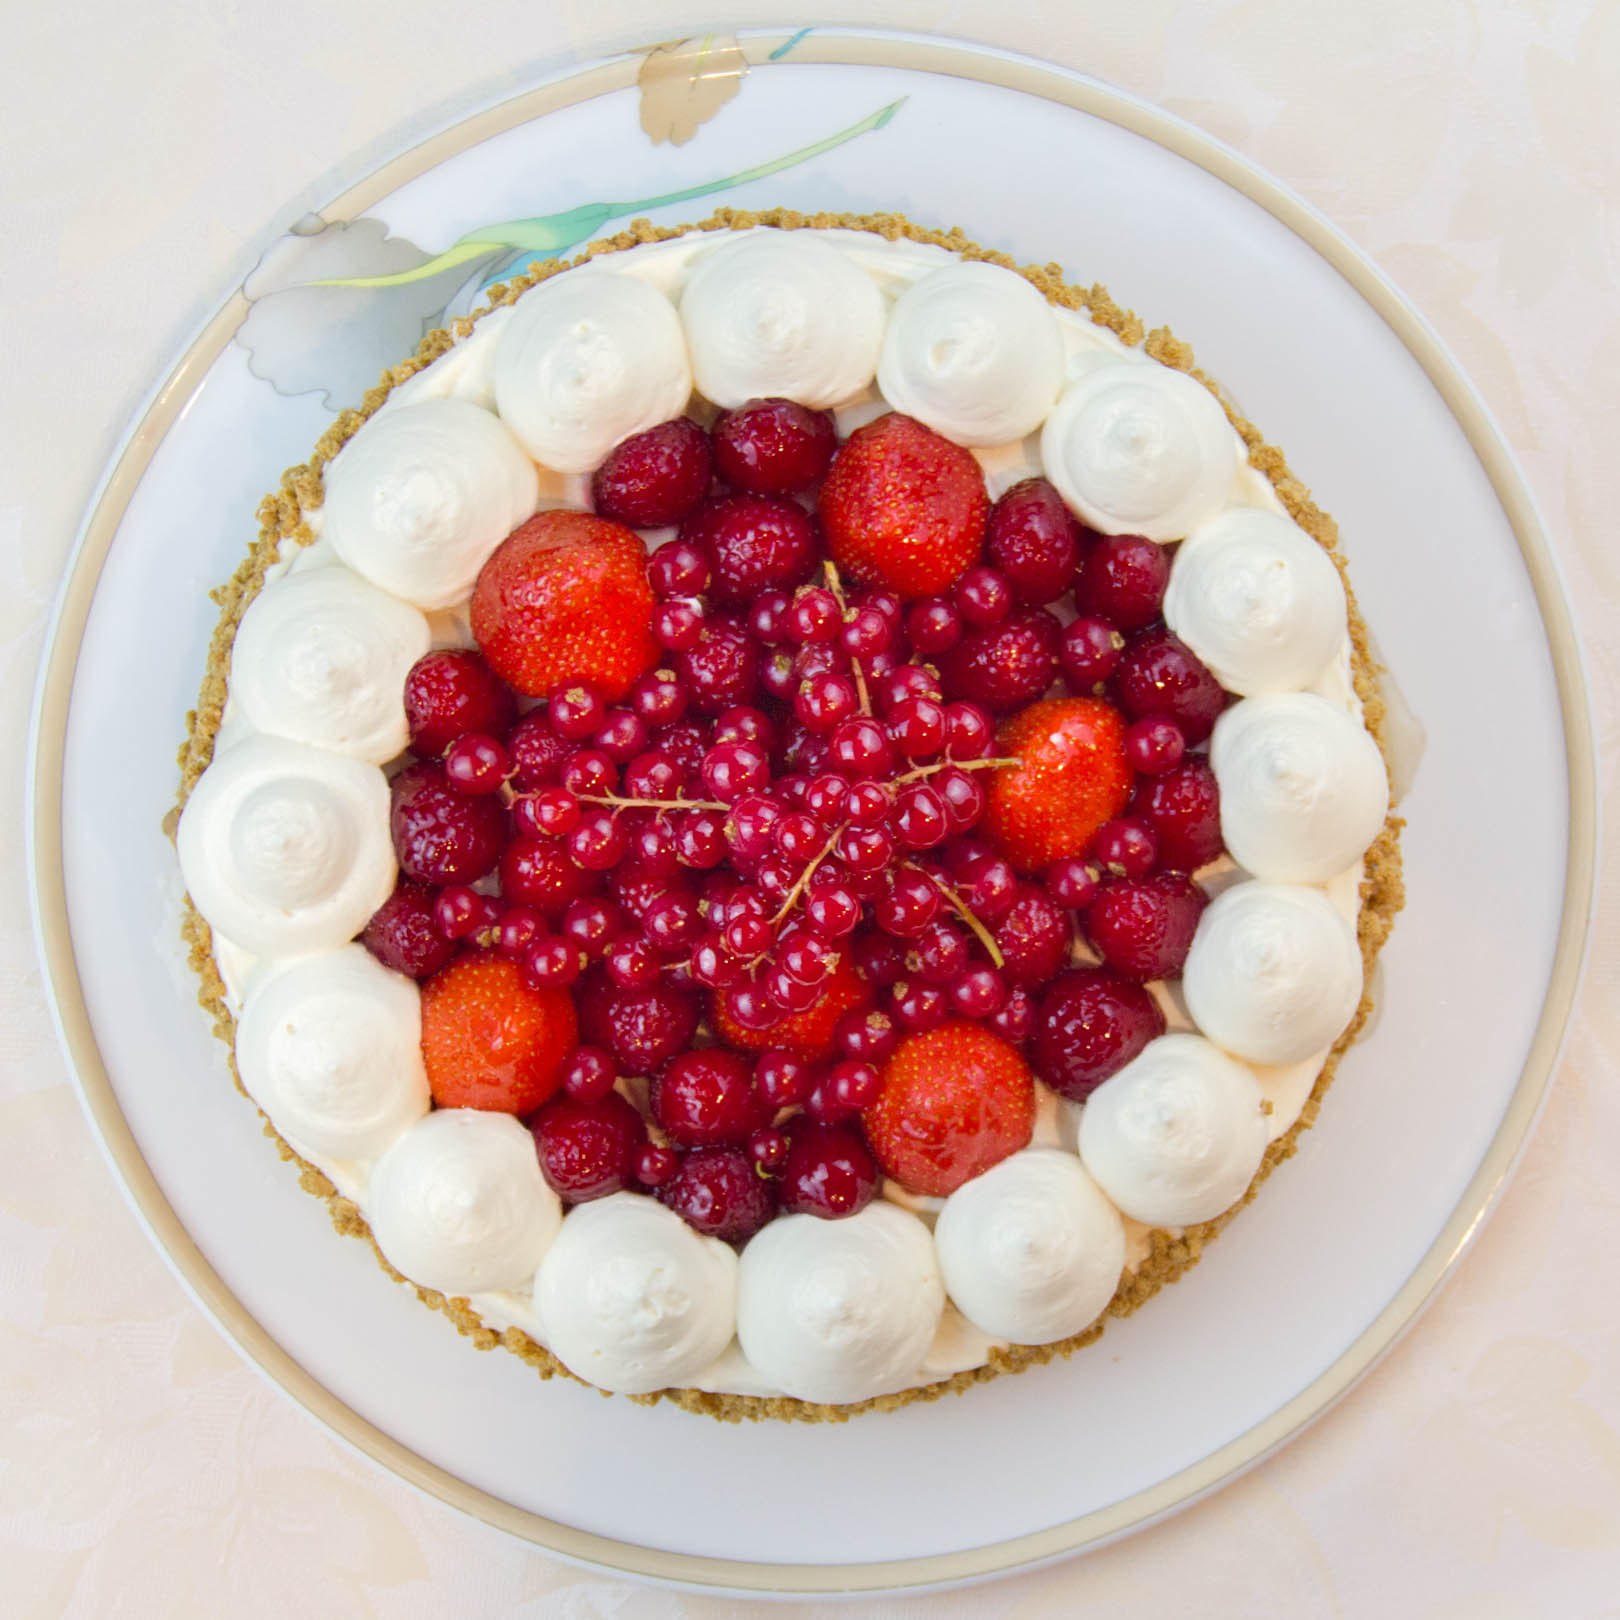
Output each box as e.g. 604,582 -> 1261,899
6,2 -> 1618,1613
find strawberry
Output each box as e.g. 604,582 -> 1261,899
470,510 -> 658,700
984,697 -> 1134,873
818,413 -> 988,599
863,1021 -> 1035,1197
713,956 -> 872,1057
420,951 -> 577,1114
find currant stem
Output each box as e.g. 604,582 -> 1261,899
770,824 -> 844,927
822,558 -> 872,717
579,793 -> 732,813
894,755 -> 1022,786
915,866 -> 1006,970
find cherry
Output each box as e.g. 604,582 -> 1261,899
1075,533 -> 1170,629
938,607 -> 1063,713
1112,626 -> 1226,744
1132,756 -> 1224,871
578,975 -> 700,1074
986,478 -> 1084,605
652,1050 -> 769,1147
681,494 -> 818,607
1083,872 -> 1208,980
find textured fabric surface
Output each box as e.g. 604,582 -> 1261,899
6,2 -> 1618,1613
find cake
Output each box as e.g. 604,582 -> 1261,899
174,209 -> 1404,1419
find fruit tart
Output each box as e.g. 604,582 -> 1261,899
174,209 -> 1403,1419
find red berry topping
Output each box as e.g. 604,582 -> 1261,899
658,1146 -> 777,1243
1123,715 -> 1186,775
993,885 -> 1070,987
1032,968 -> 1166,1101
506,709 -> 572,791
652,1048 -> 770,1147
403,649 -> 515,757
673,614 -> 761,716
864,1021 -> 1035,1197
471,510 -> 658,700
443,732 -> 509,795
530,1089 -> 643,1202
937,607 -> 1063,714
499,836 -> 599,922
361,879 -> 457,980
713,955 -> 873,1057
1083,871 -> 1208,980
419,952 -> 577,1114
577,975 -> 699,1075
1091,817 -> 1159,879
1059,615 -> 1126,690
1075,533 -> 1170,629
712,397 -> 838,495
1112,625 -> 1227,744
985,697 -> 1134,872
985,477 -> 1085,605
590,416 -> 713,529
778,1119 -> 881,1219
1132,756 -> 1224,871
819,413 -> 988,599
389,759 -> 506,885
680,494 -> 818,607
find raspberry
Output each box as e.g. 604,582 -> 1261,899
590,416 -> 713,528
389,760 -> 506,885
1032,968 -> 1166,1100
360,879 -> 457,980
712,398 -> 838,495
403,649 -> 515,756
937,607 -> 1063,713
679,494 -> 818,606
1083,872 -> 1207,980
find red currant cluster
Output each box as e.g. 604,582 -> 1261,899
362,396 -> 1235,1244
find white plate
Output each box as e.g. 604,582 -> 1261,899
28,28 -> 1595,1597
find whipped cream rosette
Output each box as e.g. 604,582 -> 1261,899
679,229 -> 885,409
368,1109 -> 562,1295
324,397 -> 540,610
177,214 -> 1400,1417
228,566 -> 431,763
877,261 -> 1065,446
1041,355 -> 1243,540
536,1193 -> 738,1395
235,944 -> 428,1161
177,733 -> 395,958
494,268 -> 692,472
736,1204 -> 944,1405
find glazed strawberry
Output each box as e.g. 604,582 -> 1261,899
819,413 -> 988,599
470,510 -> 659,700
713,955 -> 873,1057
984,697 -> 1134,872
419,951 -> 577,1114
863,1021 -> 1035,1197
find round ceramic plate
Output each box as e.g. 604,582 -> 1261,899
29,28 -> 1595,1597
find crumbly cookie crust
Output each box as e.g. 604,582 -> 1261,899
174,208 -> 1405,1423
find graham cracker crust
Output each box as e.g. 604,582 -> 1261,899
173,208 -> 1406,1423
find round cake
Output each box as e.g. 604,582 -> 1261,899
174,209 -> 1404,1420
